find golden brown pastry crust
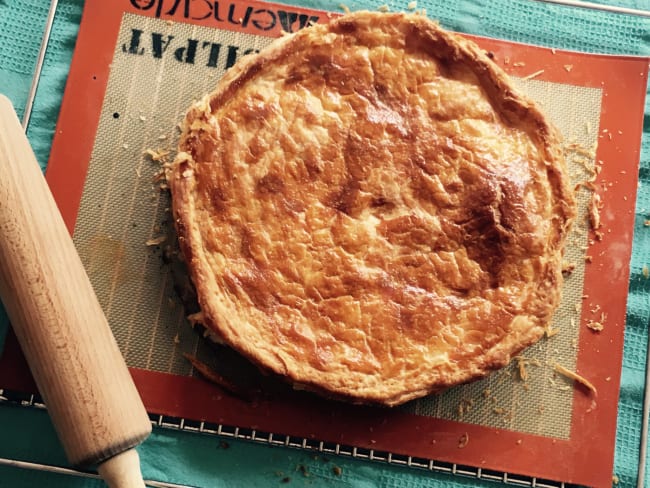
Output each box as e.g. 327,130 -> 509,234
168,11 -> 576,406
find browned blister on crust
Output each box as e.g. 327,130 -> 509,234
168,11 -> 576,406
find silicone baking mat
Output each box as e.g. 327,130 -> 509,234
0,0 -> 647,486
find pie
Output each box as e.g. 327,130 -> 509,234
167,11 -> 576,406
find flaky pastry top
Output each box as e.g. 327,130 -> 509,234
168,11 -> 576,406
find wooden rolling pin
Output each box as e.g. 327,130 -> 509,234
0,95 -> 151,486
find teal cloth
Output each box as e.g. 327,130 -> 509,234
0,0 -> 649,486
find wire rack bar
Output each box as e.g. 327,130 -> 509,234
22,0 -> 59,131
532,0 -> 650,17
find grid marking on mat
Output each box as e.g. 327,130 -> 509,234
72,13 -> 277,377
72,13 -> 601,439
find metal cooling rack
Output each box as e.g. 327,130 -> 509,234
0,388 -> 579,488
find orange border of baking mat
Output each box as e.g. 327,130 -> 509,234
1,0 -> 648,486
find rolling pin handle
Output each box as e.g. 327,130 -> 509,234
98,449 -> 147,488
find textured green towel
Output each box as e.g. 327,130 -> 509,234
0,0 -> 649,486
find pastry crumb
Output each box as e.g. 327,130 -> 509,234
586,319 -> 604,332
514,356 -> 540,381
522,69 -> 544,80
187,311 -> 205,327
146,235 -> 166,246
588,192 -> 602,231
589,303 -> 601,314
456,398 -> 474,418
562,262 -> 576,275
144,148 -> 170,163
552,362 -> 597,396
458,432 -> 469,448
